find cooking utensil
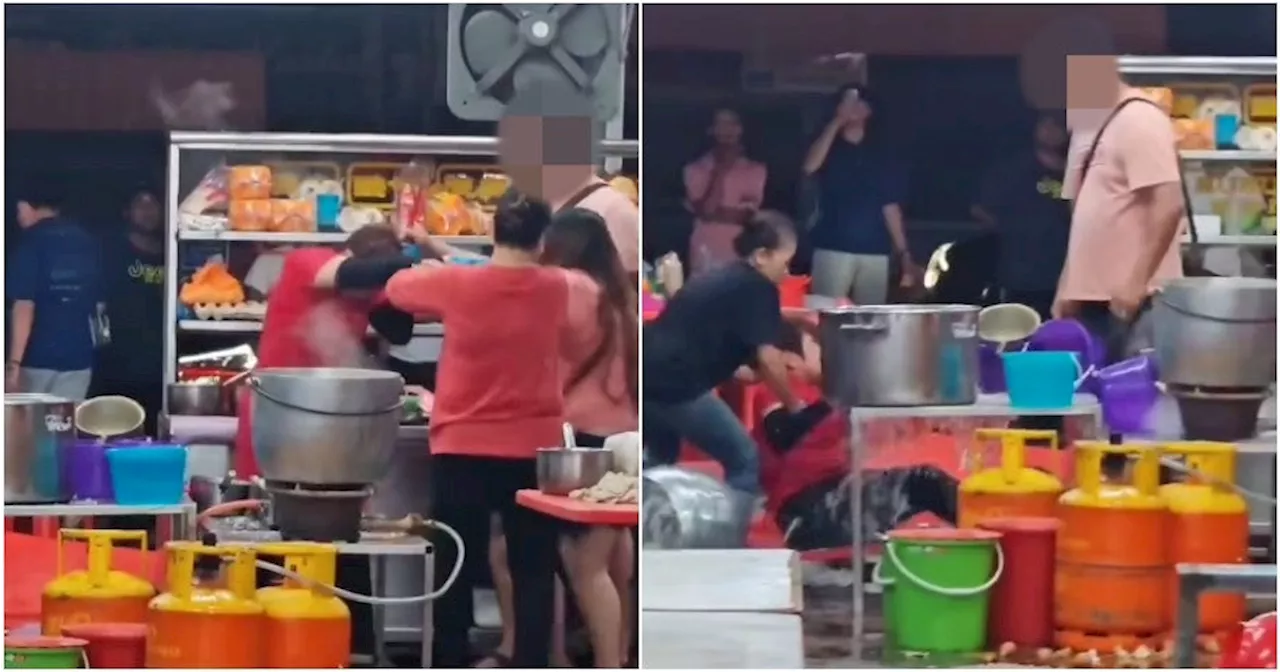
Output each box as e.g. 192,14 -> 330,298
250,368 -> 403,486
75,396 -> 145,438
536,447 -> 612,496
819,304 -> 981,406
166,382 -> 223,416
4,394 -> 75,503
1152,277 -> 1276,389
642,466 -> 754,549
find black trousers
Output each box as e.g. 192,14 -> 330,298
431,455 -> 558,668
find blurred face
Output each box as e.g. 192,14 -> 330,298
1066,54 -> 1121,110
499,113 -> 595,204
837,89 -> 872,122
128,193 -> 162,233
710,109 -> 743,147
749,235 -> 797,284
16,202 -> 41,228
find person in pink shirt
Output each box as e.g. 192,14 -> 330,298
539,206 -> 638,668
1055,54 -> 1186,359
685,107 -> 768,275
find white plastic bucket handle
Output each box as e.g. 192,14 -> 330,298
885,539 -> 1004,597
871,558 -> 894,586
1071,353 -> 1095,391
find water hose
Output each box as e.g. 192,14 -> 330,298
252,518 -> 466,605
1158,457 -> 1279,508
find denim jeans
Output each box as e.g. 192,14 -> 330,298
643,391 -> 761,493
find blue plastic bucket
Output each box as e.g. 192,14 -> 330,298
106,445 -> 188,506
1002,351 -> 1088,410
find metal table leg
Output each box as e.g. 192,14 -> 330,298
372,556 -> 390,667
421,545 -> 435,669
848,410 -> 867,664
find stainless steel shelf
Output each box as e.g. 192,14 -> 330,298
1184,234 -> 1277,247
1180,150 -> 1278,162
4,501 -> 195,517
847,393 -> 1101,419
177,320 -> 444,337
178,230 -> 491,245
1118,56 -> 1277,77
170,131 -> 639,159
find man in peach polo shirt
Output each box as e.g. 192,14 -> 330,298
1054,54 -> 1186,358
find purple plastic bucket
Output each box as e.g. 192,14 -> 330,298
1095,355 -> 1160,435
65,439 -> 149,502
1028,319 -> 1105,393
978,344 -> 1008,393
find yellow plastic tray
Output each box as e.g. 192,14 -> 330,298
346,162 -> 409,211
1167,82 -> 1242,119
1245,84 -> 1277,126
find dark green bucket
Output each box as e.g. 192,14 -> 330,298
3,637 -> 87,669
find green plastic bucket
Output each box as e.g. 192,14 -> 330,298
3,636 -> 87,669
882,527 -> 1003,654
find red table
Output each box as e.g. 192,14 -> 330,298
516,490 -> 639,527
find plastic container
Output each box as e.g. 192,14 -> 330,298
315,194 -> 342,230
106,445 -> 188,506
977,303 -> 1041,347
978,517 -> 1060,649
978,344 -> 1007,394
1002,351 -> 1087,410
64,440 -> 149,502
3,636 -> 87,669
1095,355 -> 1160,435
881,527 -> 1003,654
59,623 -> 146,669
74,396 -> 145,439
1027,319 -> 1104,393
780,275 -> 810,308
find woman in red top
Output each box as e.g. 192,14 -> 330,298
386,190 -> 601,668
233,225 -> 413,478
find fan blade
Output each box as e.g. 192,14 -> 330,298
557,4 -> 608,59
476,42 -> 530,95
501,4 -> 532,20
462,9 -> 521,75
548,44 -> 590,88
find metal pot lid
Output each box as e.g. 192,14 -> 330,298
1156,278 -> 1277,322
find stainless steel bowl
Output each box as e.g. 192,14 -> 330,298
536,447 -> 613,496
167,382 -> 223,416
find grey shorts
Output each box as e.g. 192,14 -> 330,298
20,368 -> 92,401
810,249 -> 890,304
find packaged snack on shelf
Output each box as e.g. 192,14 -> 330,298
393,161 -> 435,235
228,199 -> 273,232
338,206 -> 387,233
266,161 -> 342,199
179,164 -> 229,216
425,193 -> 473,236
607,174 -> 639,204
1140,87 -> 1174,115
1185,163 -> 1274,235
347,162 -> 409,210
1168,83 -> 1242,120
1174,118 -> 1215,150
180,261 -> 246,307
228,165 -> 274,201
1244,84 -> 1277,127
270,199 -> 318,233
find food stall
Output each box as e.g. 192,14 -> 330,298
157,131 -> 640,661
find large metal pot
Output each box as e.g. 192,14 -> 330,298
5,393 -> 76,503
167,382 -> 223,416
819,304 -> 981,406
249,368 -> 403,486
642,466 -> 754,549
1152,277 -> 1277,389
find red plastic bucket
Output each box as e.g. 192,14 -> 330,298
780,275 -> 810,308
977,517 -> 1060,649
60,623 -> 147,669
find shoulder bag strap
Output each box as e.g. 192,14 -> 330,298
557,182 -> 611,214
1075,97 -> 1199,244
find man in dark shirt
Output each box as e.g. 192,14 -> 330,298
803,85 -> 916,304
6,183 -> 101,400
91,188 -> 167,432
972,113 -> 1072,319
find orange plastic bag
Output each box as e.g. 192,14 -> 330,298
4,532 -> 165,626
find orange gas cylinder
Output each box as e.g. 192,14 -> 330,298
146,542 -> 264,668
254,542 -> 351,668
1056,442 -> 1169,652
41,530 -> 155,635
958,429 -> 1064,528
1160,442 -> 1249,636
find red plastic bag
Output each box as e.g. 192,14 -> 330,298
5,532 -> 165,626
1219,612 -> 1277,669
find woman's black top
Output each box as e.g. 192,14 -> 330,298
643,261 -> 782,404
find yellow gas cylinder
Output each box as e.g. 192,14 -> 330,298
41,529 -> 155,635
146,542 -> 265,669
254,542 -> 351,669
1160,441 -> 1249,636
958,428 -> 1064,528
1056,442 -> 1170,652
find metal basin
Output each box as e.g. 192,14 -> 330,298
1152,277 -> 1277,389
250,368 -> 404,486
536,448 -> 612,495
167,382 -> 223,416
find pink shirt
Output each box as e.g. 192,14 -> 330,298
1059,94 -> 1185,302
559,177 -> 641,274
562,277 -> 638,436
684,154 -> 767,274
